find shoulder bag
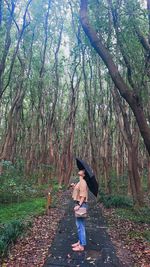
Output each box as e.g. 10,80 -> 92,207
75,206 -> 87,218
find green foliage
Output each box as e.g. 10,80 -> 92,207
128,229 -> 150,242
143,230 -> 150,242
141,170 -> 150,192
116,206 -> 150,224
0,220 -> 28,257
128,230 -> 143,239
0,0 -> 149,217
0,161 -> 58,204
0,160 -> 25,201
51,178 -> 65,192
0,198 -> 46,224
50,196 -> 58,208
99,191 -> 150,224
107,170 -> 129,195
127,229 -> 150,243
99,191 -> 133,208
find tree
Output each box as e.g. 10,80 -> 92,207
79,0 -> 150,156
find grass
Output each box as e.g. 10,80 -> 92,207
0,197 -> 46,257
143,230 -> 150,242
127,229 -> 150,243
0,192 -> 58,257
0,197 -> 46,224
116,206 -> 150,224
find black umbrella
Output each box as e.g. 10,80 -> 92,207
76,158 -> 99,197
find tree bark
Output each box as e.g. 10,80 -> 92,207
112,88 -> 143,205
58,61 -> 80,185
82,49 -> 98,176
115,131 -> 124,193
102,126 -> 111,194
147,155 -> 150,192
0,84 -> 25,163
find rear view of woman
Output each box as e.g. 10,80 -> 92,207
71,169 -> 88,252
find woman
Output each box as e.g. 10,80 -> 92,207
71,169 -> 88,252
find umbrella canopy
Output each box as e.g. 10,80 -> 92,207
76,158 -> 99,197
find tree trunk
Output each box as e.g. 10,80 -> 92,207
58,63 -> 80,186
102,127 -> 111,194
1,0 -> 32,98
0,86 -> 25,163
112,88 -> 143,205
147,155 -> 150,192
0,1 -> 15,96
116,131 -> 123,193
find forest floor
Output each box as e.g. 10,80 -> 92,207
100,203 -> 150,267
1,190 -> 65,267
1,189 -> 150,267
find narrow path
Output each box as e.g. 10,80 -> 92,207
43,192 -> 124,267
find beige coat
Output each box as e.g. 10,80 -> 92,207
72,179 -> 88,202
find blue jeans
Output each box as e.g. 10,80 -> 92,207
75,203 -> 87,246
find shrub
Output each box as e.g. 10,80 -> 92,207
0,220 -> 28,257
99,192 -> 133,208
116,206 -> 150,224
143,230 -> 150,242
0,160 -> 46,203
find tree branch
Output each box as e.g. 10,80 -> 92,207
80,0 -> 150,155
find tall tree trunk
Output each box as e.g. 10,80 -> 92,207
147,155 -> 150,192
58,62 -> 80,185
116,132 -> 123,178
112,88 -> 143,205
102,126 -> 111,194
82,49 -> 98,176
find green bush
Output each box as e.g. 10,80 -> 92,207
0,160 -> 62,204
102,171 -> 129,195
143,230 -> 150,242
0,160 -> 48,203
0,220 -> 28,257
0,160 -> 26,203
99,192 -> 133,208
116,206 -> 150,224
